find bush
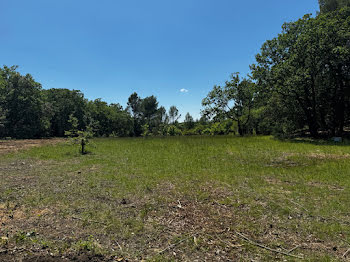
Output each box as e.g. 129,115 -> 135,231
166,125 -> 182,136
141,124 -> 151,137
182,129 -> 197,136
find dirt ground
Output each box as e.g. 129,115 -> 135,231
0,137 -> 348,261
0,250 -> 117,262
0,139 -> 64,155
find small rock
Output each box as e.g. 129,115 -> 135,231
26,231 -> 36,237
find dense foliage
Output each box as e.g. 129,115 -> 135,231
319,0 -> 350,13
0,66 -> 205,138
202,73 -> 256,136
0,66 -> 48,138
204,7 -> 350,138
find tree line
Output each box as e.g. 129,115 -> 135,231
1,1 -> 349,139
202,2 -> 350,138
0,65 -> 203,139
0,64 -> 245,139
0,65 -> 228,139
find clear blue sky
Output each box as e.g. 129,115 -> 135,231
1,0 -> 319,120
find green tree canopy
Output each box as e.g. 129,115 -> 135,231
202,73 -> 256,136
45,88 -> 87,137
184,112 -> 195,129
169,106 -> 180,124
0,66 -> 48,138
251,7 -> 350,137
87,99 -> 133,137
319,0 -> 350,13
126,92 -> 166,136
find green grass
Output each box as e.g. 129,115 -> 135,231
1,136 -> 350,261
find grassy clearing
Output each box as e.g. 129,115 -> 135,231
1,136 -> 350,261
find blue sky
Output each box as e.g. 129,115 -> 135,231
1,0 -> 319,120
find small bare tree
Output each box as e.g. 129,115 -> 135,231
65,114 -> 93,154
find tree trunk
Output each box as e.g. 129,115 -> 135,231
237,120 -> 244,136
81,139 -> 86,155
293,91 -> 319,137
309,122 -> 319,138
335,66 -> 345,137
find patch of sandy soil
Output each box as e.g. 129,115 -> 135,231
307,152 -> 350,160
0,139 -> 64,154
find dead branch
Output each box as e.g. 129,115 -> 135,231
116,241 -> 123,251
235,232 -> 303,259
215,234 -> 243,248
287,199 -> 350,226
158,233 -> 199,254
72,216 -> 108,226
288,200 -> 309,213
287,245 -> 302,254
343,248 -> 350,258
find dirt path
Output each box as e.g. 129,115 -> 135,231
0,139 -> 64,154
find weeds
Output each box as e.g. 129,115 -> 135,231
1,136 -> 350,260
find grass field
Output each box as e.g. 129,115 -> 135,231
1,136 -> 350,261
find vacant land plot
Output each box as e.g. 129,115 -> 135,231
0,136 -> 350,261
0,139 -> 63,155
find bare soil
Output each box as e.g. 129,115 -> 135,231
0,137 -> 349,260
0,139 -> 64,155
0,250 -> 117,261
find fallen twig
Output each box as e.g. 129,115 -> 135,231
287,199 -> 350,226
288,200 -> 309,213
287,245 -> 302,254
235,232 -> 303,259
215,234 -> 243,248
72,216 -> 108,226
116,241 -> 123,251
158,233 -> 199,254
343,248 -> 350,258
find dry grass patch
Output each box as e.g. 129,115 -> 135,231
0,139 -> 64,155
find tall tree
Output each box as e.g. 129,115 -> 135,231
45,88 -> 87,137
141,95 -> 159,125
127,92 -> 142,118
126,92 -> 142,136
0,107 -> 7,138
126,93 -> 162,136
157,106 -> 168,124
202,73 -> 255,136
168,106 -> 180,124
319,0 -> 350,13
252,8 -> 350,137
0,66 -> 49,138
184,112 -> 195,129
87,99 -> 133,137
